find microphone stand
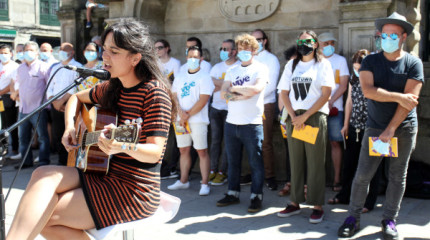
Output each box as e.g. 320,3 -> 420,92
0,75 -> 88,239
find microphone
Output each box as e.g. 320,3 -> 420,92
64,65 -> 111,80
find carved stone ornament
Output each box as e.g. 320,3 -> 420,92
219,0 -> 280,23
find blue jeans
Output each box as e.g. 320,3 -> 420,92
209,107 -> 228,173
349,126 -> 417,222
224,122 -> 264,195
18,109 -> 50,165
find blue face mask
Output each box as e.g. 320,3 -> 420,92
237,50 -> 252,62
84,51 -> 98,62
220,50 -> 229,61
381,38 -> 399,53
322,45 -> 335,57
16,52 -> 24,61
187,58 -> 200,70
58,50 -> 69,61
24,51 -> 36,62
185,48 -> 188,56
0,53 -> 11,63
257,42 -> 263,53
40,52 -> 50,61
353,69 -> 359,77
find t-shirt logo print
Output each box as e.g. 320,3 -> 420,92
181,81 -> 196,98
232,75 -> 250,86
292,76 -> 312,101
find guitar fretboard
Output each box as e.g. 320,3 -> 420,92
83,131 -> 103,146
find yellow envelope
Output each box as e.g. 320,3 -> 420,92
0,100 -> 4,112
173,121 -> 191,135
280,124 -> 287,139
335,69 -> 340,84
369,137 -> 398,157
292,125 -> 319,144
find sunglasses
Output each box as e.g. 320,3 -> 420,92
381,33 -> 399,40
256,38 -> 264,42
155,46 -> 165,50
296,39 -> 316,46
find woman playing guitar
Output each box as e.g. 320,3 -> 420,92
7,19 -> 175,239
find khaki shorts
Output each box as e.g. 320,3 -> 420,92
175,122 -> 208,150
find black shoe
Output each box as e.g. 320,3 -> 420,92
216,194 -> 240,207
266,177 -> 278,190
14,164 -> 34,170
381,219 -> 399,240
240,174 -> 252,185
338,216 -> 360,237
248,196 -> 262,213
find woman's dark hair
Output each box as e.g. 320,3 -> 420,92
100,19 -> 176,120
253,29 -> 271,52
351,49 -> 370,82
85,41 -> 100,53
292,30 -> 322,73
155,39 -> 171,54
283,45 -> 297,61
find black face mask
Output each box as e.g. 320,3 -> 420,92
297,45 -> 314,56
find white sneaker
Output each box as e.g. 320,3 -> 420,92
199,184 -> 210,196
10,153 -> 22,160
167,180 -> 189,190
34,157 -> 39,163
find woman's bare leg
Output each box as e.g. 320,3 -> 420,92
6,166 -> 87,239
41,188 -> 95,240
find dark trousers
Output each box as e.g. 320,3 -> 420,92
1,105 -> 19,152
51,106 -> 68,165
161,125 -> 180,176
262,103 -> 276,179
335,126 -> 381,210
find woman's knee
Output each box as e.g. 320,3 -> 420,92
29,166 -> 63,185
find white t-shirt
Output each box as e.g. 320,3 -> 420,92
325,53 -> 349,111
253,50 -> 280,104
277,58 -> 335,115
209,60 -> 240,110
179,60 -> 212,75
161,57 -> 181,81
47,59 -> 83,99
225,61 -> 268,125
172,69 -> 215,124
0,61 -> 19,93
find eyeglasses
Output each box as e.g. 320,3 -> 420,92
296,39 -> 316,46
219,47 -> 232,51
381,33 -> 399,40
155,46 -> 165,50
256,38 -> 264,42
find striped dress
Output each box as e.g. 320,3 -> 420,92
79,79 -> 171,229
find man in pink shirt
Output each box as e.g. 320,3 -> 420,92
15,41 -> 50,168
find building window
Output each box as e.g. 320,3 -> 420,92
0,0 -> 8,21
40,0 -> 60,26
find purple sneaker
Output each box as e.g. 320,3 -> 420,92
381,219 -> 399,240
338,216 -> 360,237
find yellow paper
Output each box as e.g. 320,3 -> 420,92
369,137 -> 398,157
291,125 -> 319,144
173,121 -> 191,135
262,113 -> 266,120
335,69 -> 340,84
280,124 -> 287,139
0,100 -> 4,112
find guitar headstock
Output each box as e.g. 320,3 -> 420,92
112,118 -> 142,150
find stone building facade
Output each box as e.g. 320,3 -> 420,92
0,0 -> 61,51
59,0 -> 430,178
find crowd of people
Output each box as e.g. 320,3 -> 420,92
0,12 -> 424,240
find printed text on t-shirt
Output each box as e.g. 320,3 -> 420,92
292,76 -> 312,101
181,81 -> 196,98
232,75 -> 250,86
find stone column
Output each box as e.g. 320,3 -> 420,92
405,0 -> 421,56
339,0 -> 392,61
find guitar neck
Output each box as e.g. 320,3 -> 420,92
84,131 -> 103,146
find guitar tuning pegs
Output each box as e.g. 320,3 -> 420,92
128,144 -> 132,150
125,120 -> 131,125
132,119 -> 136,124
121,144 -> 127,150
136,118 -> 143,124
127,138 -> 132,142
133,145 -> 138,151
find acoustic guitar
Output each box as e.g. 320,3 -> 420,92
67,103 -> 142,174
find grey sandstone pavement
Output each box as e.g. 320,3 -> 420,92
2,154 -> 430,240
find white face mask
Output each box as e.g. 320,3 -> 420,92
0,53 -> 11,63
58,50 -> 69,61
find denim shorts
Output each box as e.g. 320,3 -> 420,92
327,111 -> 344,141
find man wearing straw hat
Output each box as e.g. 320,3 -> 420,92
337,12 -> 424,240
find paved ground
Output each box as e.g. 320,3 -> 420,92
2,153 -> 430,240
